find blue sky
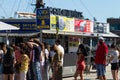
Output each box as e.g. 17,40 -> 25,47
0,0 -> 120,22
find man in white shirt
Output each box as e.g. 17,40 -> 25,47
55,39 -> 64,66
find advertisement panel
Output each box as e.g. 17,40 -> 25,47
58,16 -> 74,32
94,22 -> 109,33
50,15 -> 74,32
68,36 -> 80,53
50,15 -> 58,30
74,19 -> 93,33
5,22 -> 36,30
36,8 -> 50,30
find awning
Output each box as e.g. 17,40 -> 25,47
0,30 -> 119,37
0,32 -> 40,37
42,30 -> 119,38
0,21 -> 19,30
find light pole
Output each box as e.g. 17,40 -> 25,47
6,30 -> 11,45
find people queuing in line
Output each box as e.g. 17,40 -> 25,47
49,45 -> 55,80
43,42 -> 50,80
109,43 -> 119,80
74,44 -> 87,80
26,40 -> 42,80
3,45 -> 15,80
19,43 -> 30,80
11,43 -> 21,80
1,37 -> 119,80
0,38 -> 65,80
95,37 -> 108,80
52,39 -> 64,80
0,42 -> 4,80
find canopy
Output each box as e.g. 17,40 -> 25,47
0,21 -> 19,30
42,30 -> 119,38
0,32 -> 40,37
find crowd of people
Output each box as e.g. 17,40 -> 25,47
73,36 -> 120,80
0,38 -> 64,80
0,36 -> 119,80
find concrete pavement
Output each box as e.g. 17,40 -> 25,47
63,65 -> 116,80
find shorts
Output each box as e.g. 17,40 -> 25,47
96,64 -> 106,76
111,63 -> 119,70
3,66 -> 14,74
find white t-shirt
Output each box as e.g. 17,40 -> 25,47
0,50 -> 3,54
110,50 -> 119,63
0,50 -> 3,58
58,45 -> 64,66
45,49 -> 49,59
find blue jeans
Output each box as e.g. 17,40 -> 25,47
96,64 -> 106,76
32,61 -> 42,80
0,64 -> 3,74
44,60 -> 49,80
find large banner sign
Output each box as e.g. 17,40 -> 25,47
68,36 -> 81,53
50,15 -> 74,32
94,22 -> 109,33
50,15 -> 57,30
36,8 -> 50,30
74,19 -> 93,33
4,22 -> 36,31
58,16 -> 74,32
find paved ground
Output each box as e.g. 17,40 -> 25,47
63,65 -> 116,80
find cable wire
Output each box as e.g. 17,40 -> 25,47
0,5 -> 8,18
25,0 -> 30,12
71,0 -> 80,10
79,0 -> 95,20
10,0 -> 17,17
0,0 -> 7,18
16,0 -> 22,12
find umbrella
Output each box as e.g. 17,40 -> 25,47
0,21 -> 19,30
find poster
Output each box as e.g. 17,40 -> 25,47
94,22 -> 109,33
50,15 -> 74,32
74,19 -> 93,32
58,16 -> 74,32
50,15 -> 57,30
36,9 -> 50,30
68,36 -> 81,53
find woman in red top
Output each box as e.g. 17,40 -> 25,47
74,44 -> 87,80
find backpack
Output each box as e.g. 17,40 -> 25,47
3,53 -> 14,67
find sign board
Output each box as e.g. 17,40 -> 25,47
74,19 -> 93,32
50,15 -> 58,30
36,8 -> 50,30
5,22 -> 36,30
50,15 -> 74,32
58,16 -> 74,32
94,22 -> 109,33
48,7 -> 83,19
68,36 -> 80,53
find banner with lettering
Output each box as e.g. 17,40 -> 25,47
36,8 -> 50,30
94,22 -> 109,33
74,19 -> 93,33
58,16 -> 74,32
50,15 -> 58,30
50,15 -> 74,32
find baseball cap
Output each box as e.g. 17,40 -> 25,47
99,37 -> 104,41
